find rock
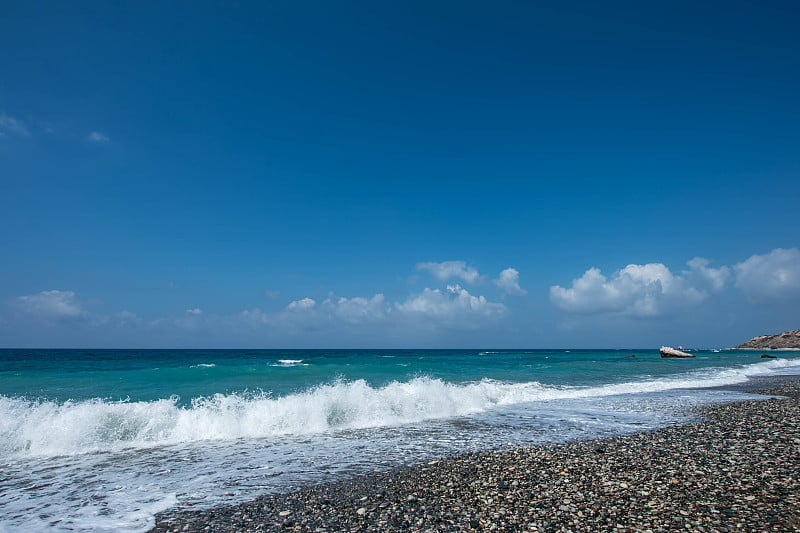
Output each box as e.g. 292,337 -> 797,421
761,354 -> 778,359
659,346 -> 695,358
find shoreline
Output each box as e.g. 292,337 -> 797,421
150,376 -> 800,532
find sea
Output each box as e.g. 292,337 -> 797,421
2,348 -> 800,532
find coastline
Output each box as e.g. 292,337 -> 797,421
150,376 -> 800,532
730,348 -> 800,351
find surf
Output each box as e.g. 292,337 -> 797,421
2,358 -> 797,458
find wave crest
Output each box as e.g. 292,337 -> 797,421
2,358 -> 797,458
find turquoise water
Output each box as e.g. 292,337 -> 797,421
1,348 -> 799,532
3,348 -> 795,402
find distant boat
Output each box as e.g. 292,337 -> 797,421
660,346 -> 695,358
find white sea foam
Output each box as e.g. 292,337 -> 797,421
190,363 -> 216,368
1,358 -> 798,459
271,359 -> 308,367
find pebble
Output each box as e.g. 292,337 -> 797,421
148,378 -> 800,533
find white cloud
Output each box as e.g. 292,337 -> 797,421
186,308 -> 203,315
416,261 -> 481,284
17,290 -> 84,319
0,113 -> 29,137
550,262 -> 708,317
284,295 -> 388,323
396,284 -> 506,323
286,297 -> 316,311
685,257 -> 731,293
494,267 -> 527,295
88,131 -> 109,143
249,285 -> 505,332
245,287 -> 506,333
264,290 -> 281,299
734,248 -> 800,301
241,294 -> 390,331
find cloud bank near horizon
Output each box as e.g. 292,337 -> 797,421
4,249 -> 798,346
7,261 -> 516,345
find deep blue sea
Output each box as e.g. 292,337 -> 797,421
2,348 -> 799,532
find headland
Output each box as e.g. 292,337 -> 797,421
734,329 -> 800,350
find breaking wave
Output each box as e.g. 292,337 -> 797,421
271,359 -> 308,367
2,358 -> 797,458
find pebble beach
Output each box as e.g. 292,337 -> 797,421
150,378 -> 800,532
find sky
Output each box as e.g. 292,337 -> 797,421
1,1 -> 798,348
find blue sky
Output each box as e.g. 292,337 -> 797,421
1,1 -> 798,348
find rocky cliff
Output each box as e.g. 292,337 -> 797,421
734,329 -> 800,350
